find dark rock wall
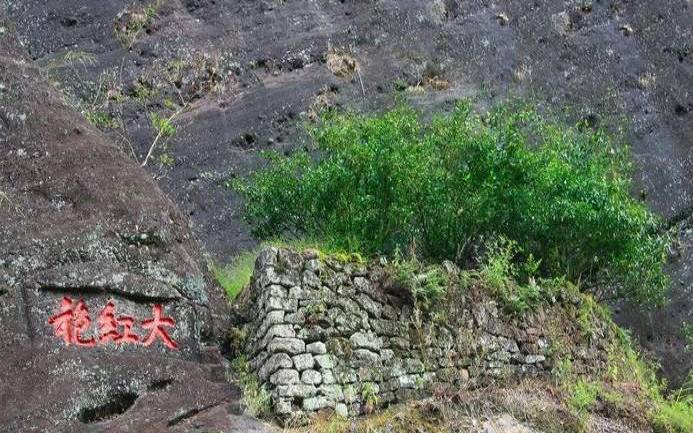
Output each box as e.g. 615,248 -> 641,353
0,18 -> 269,433
2,0 -> 690,385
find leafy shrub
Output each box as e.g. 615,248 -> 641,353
85,110 -> 119,129
478,237 -> 543,315
150,112 -> 176,137
389,253 -> 448,309
236,101 -> 668,305
568,379 -> 600,413
360,382 -> 380,414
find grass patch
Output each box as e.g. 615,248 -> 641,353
550,299 -> 693,433
211,251 -> 258,301
283,380 -> 605,433
567,379 -> 600,414
608,325 -> 693,433
133,78 -> 157,101
283,402 -> 444,433
85,110 -> 119,129
230,356 -> 272,417
388,251 -> 448,310
576,294 -> 610,342
652,394 -> 693,433
263,238 -> 367,265
477,236 -> 568,315
114,1 -> 160,48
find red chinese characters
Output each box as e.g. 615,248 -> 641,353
141,304 -> 178,349
96,301 -> 139,344
47,297 -> 96,347
47,298 -> 177,350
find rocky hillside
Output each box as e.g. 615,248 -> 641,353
0,0 -> 690,431
3,0 -> 689,385
0,21 -> 271,433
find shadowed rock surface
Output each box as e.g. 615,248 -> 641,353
0,23 -> 272,433
1,0 -> 690,391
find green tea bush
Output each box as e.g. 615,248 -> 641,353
236,101 -> 669,305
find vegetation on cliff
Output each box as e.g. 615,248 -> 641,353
235,101 -> 669,306
230,102 -> 689,431
230,245 -> 691,433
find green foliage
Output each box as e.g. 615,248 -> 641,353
230,356 -> 272,417
150,112 -> 176,137
133,79 -> 157,101
568,379 -> 600,413
607,325 -> 662,399
652,375 -> 693,433
158,153 -> 175,167
576,295 -> 610,342
144,4 -> 158,19
653,396 -> 693,433
360,383 -> 380,408
237,101 -> 668,305
211,251 -> 257,301
552,357 -> 573,387
163,97 -> 177,110
479,237 -> 563,315
604,322 -> 692,432
264,238 -> 367,265
85,110 -> 118,129
389,251 -> 448,309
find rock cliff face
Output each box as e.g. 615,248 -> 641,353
0,27 -> 270,433
1,4 -> 690,429
237,247 -> 615,418
3,0 -> 689,385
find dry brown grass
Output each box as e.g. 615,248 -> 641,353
306,89 -> 335,122
326,50 -> 358,78
423,76 -> 450,90
282,379 -> 654,433
282,401 -> 447,433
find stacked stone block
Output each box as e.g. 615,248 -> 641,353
241,247 -> 604,417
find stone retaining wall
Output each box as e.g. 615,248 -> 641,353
238,247 -> 607,417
